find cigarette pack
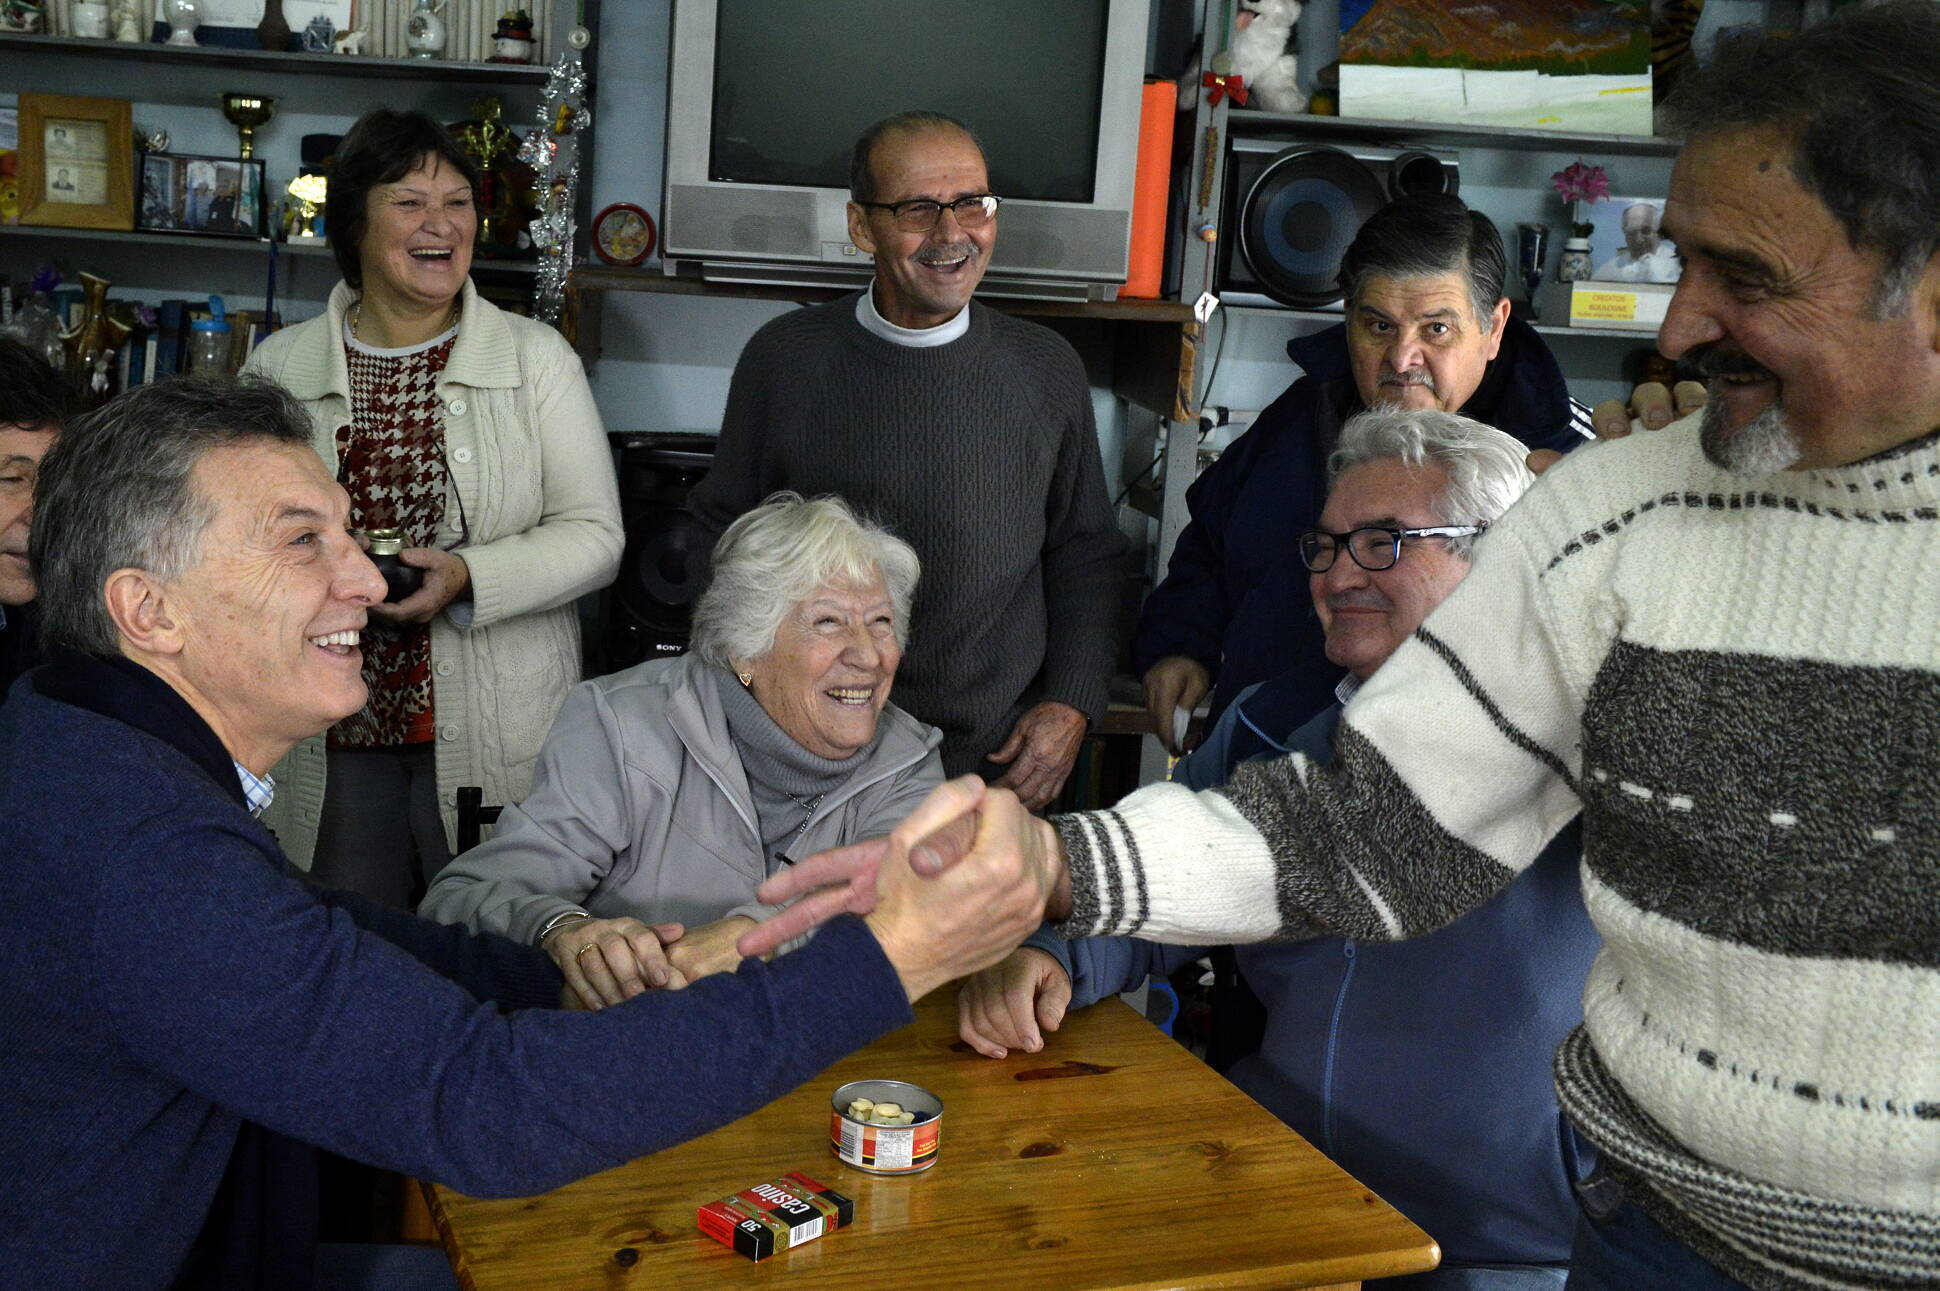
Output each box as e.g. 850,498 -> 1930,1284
696,1171 -> 855,1262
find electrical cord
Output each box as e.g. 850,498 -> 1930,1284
1114,303 -> 1230,507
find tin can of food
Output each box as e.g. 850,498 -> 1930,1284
830,1079 -> 943,1175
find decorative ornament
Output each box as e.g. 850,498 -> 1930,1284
525,19 -> 592,326
256,0 -> 289,50
58,273 -> 133,404
489,7 -> 535,63
406,0 -> 447,59
163,0 -> 198,46
1550,159 -> 1611,240
220,92 -> 277,160
1201,69 -> 1248,107
591,202 -> 655,266
301,13 -> 335,52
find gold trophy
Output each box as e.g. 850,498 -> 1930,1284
220,92 -> 277,159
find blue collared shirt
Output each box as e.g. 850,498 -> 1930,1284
232,762 -> 275,818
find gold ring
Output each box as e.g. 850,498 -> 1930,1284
575,942 -> 598,961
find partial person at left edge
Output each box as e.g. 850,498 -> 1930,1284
0,336 -> 70,693
244,107 -> 623,907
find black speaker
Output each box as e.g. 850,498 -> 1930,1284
600,434 -> 716,673
1217,138 -> 1460,308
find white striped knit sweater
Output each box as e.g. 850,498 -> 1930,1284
1057,420 -> 1940,1290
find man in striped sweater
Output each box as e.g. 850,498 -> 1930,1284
748,6 -> 1940,1287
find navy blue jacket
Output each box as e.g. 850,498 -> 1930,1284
1132,318 -> 1591,729
1033,702 -> 1599,1271
0,651 -> 911,1291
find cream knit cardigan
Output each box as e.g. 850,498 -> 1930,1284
244,279 -> 623,867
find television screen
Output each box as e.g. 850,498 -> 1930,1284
710,0 -> 1109,203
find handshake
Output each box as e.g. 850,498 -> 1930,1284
548,777 -> 1072,1011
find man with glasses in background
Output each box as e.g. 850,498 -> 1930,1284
693,110 -> 1124,811
958,406 -> 1598,1291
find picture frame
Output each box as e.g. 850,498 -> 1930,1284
138,153 -> 267,239
1576,193 -> 1681,285
18,93 -> 134,231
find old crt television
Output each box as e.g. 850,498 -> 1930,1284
662,0 -> 1151,302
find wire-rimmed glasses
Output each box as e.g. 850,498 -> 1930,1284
855,194 -> 1002,233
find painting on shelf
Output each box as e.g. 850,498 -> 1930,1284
1338,0 -> 1653,136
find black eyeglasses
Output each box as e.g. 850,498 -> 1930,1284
856,193 -> 1002,233
1298,524 -> 1484,573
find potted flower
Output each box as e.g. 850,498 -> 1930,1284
1551,161 -> 1609,283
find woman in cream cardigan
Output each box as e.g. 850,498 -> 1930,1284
245,108 -> 622,903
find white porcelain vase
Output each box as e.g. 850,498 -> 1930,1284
405,0 -> 446,58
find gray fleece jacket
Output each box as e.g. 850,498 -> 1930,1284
419,653 -> 943,943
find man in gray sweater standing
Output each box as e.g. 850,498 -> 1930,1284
691,111 -> 1125,808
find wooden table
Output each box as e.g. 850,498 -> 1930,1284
426,993 -> 1439,1290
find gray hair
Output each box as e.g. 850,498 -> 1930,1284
1337,193 -> 1508,335
1663,0 -> 1940,319
690,492 -> 921,670
1327,407 -> 1535,558
31,375 -> 313,656
849,110 -> 984,203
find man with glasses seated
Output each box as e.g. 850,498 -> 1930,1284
1137,194 -> 1594,761
692,110 -> 1124,811
959,406 -> 1599,1291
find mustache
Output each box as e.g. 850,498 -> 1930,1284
914,242 -> 979,267
1326,590 -> 1392,612
1694,344 -> 1778,383
1379,369 -> 1435,388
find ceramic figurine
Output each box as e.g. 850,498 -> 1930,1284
489,8 -> 534,63
301,13 -> 334,51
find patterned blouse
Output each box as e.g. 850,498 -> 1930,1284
329,318 -> 456,749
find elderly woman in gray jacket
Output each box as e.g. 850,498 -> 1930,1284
420,492 -> 943,1008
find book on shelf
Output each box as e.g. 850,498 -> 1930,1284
1568,280 -> 1673,331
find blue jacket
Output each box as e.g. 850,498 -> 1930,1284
0,650 -> 911,1291
1131,318 -> 1592,729
1033,702 -> 1599,1271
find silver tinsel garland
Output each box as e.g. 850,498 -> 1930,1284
520,25 -> 593,326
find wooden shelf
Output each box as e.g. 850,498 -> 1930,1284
0,32 -> 551,82
0,224 -> 538,274
1222,108 -> 1680,158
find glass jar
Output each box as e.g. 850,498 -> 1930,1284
1558,237 -> 1595,283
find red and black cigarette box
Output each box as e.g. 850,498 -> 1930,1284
697,1171 -> 855,1262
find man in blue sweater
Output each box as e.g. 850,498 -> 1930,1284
0,376 -> 1053,1291
961,407 -> 1600,1289
1138,195 -> 1593,750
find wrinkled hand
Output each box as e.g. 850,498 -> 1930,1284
738,776 -> 1070,1002
664,915 -> 758,986
736,811 -> 980,960
1142,656 -> 1211,755
987,701 -> 1088,810
957,947 -> 1072,1060
368,547 -> 471,625
545,916 -> 686,1010
1530,381 -> 1708,476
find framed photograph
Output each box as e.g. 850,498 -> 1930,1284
18,93 -> 133,231
591,202 -> 657,266
1577,194 -> 1681,285
138,153 -> 267,238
